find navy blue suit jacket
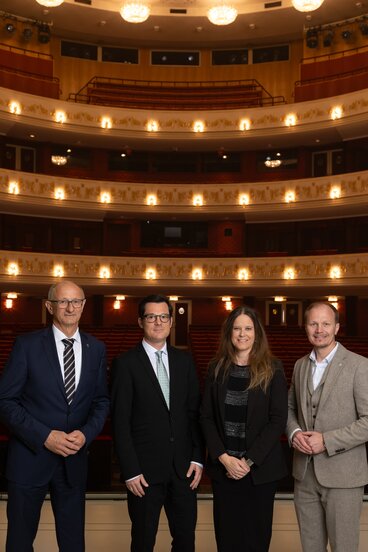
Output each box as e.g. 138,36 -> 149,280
0,327 -> 109,486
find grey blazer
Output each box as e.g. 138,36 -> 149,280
287,343 -> 368,488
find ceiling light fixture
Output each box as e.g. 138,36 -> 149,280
292,0 -> 324,12
35,0 -> 64,6
120,2 -> 150,23
207,4 -> 238,26
265,153 -> 282,168
51,155 -> 67,166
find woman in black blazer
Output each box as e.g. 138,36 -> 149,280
200,305 -> 288,552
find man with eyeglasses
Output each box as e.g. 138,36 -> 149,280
112,294 -> 204,552
0,280 -> 109,552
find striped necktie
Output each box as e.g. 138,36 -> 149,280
155,350 -> 170,409
62,338 -> 75,404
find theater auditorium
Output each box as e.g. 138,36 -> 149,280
0,0 -> 368,549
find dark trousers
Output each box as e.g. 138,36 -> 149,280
212,474 -> 278,552
6,460 -> 86,552
127,471 -> 197,552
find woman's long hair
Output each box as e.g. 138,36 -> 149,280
212,305 -> 274,392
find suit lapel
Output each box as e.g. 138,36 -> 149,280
42,327 -> 66,399
299,356 -> 311,429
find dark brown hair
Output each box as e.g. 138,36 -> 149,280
212,305 -> 274,391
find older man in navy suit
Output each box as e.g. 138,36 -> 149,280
0,280 -> 109,552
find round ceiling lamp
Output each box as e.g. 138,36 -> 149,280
35,0 -> 64,7
120,2 -> 150,23
291,0 -> 324,12
207,4 -> 238,26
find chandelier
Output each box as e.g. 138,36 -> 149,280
120,2 -> 150,23
207,4 -> 238,26
35,0 -> 64,6
291,0 -> 324,12
51,155 -> 67,166
264,154 -> 282,168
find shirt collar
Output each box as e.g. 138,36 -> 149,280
309,342 -> 339,364
52,324 -> 81,343
142,338 -> 168,356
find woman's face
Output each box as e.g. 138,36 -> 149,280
231,314 -> 255,356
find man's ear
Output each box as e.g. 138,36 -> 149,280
45,301 -> 53,315
334,323 -> 340,336
138,317 -> 143,329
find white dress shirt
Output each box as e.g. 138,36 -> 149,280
53,325 -> 82,388
142,339 -> 170,380
310,342 -> 339,390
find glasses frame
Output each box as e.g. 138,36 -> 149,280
49,299 -> 86,309
142,313 -> 171,323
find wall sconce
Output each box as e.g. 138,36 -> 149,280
329,185 -> 341,199
193,120 -> 205,133
225,301 -> 233,311
53,265 -> 64,277
274,296 -> 286,302
239,118 -> 251,131
146,120 -> 159,132
284,113 -> 297,127
113,300 -> 121,310
329,265 -> 341,279
7,292 -> 18,299
101,117 -> 112,129
99,266 -> 111,279
145,268 -> 156,280
193,194 -> 203,206
285,190 -> 296,203
222,296 -> 231,302
5,298 -> 13,309
100,192 -> 111,204
169,296 -> 178,301
7,262 -> 19,276
54,110 -> 66,123
9,101 -> 21,114
146,194 -> 157,206
54,187 -> 65,200
191,268 -> 203,280
330,106 -> 343,120
116,295 -> 125,301
284,267 -> 295,280
8,181 -> 19,194
238,268 -> 249,280
239,193 -> 250,206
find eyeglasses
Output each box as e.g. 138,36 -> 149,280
143,313 -> 171,323
50,299 -> 85,309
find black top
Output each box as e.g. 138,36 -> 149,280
224,364 -> 250,458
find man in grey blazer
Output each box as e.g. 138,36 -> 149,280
287,301 -> 368,552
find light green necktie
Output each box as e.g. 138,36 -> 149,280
155,350 -> 170,409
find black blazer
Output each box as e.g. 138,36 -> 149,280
200,360 -> 288,485
0,327 -> 110,487
111,342 -> 204,484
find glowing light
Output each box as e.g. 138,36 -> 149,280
330,106 -> 343,120
54,187 -> 65,200
51,156 -> 67,166
8,181 -> 19,195
192,268 -> 203,280
120,2 -> 150,23
284,267 -> 295,280
285,190 -> 296,203
100,192 -> 111,204
193,120 -> 205,133
145,267 -> 156,280
274,296 -> 286,302
9,101 -> 21,114
36,0 -> 64,6
292,0 -> 324,12
146,194 -> 157,206
239,193 -> 250,206
169,296 -> 178,301
54,110 -> 66,123
146,120 -> 159,132
329,185 -> 341,199
207,5 -> 238,26
5,299 -> 13,309
329,265 -> 341,279
7,262 -> 19,276
222,296 -> 231,302
225,301 -> 233,311
239,118 -> 251,131
193,194 -> 204,206
116,295 -> 125,301
284,113 -> 297,127
99,266 -> 111,279
238,268 -> 249,280
53,265 -> 64,277
101,117 -> 112,129
113,300 -> 121,310
7,292 -> 18,299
